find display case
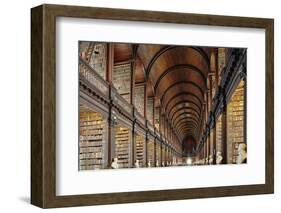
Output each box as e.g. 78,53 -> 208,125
115,125 -> 131,168
79,107 -> 107,170
226,80 -> 245,163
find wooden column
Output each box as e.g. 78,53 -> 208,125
130,123 -> 135,168
144,132 -> 148,167
221,102 -> 227,164
205,91 -> 210,163
129,45 -> 137,167
130,45 -> 137,105
106,43 -> 114,83
160,142 -> 163,167
154,138 -> 157,167
207,74 -> 214,164
144,84 -> 147,118
164,146 -> 167,166
221,111 -> 227,164
106,43 -> 114,168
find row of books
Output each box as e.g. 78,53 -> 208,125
115,126 -> 130,168
79,110 -> 106,170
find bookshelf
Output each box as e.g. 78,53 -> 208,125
113,63 -> 131,103
147,140 -> 155,167
156,143 -> 161,167
146,98 -> 153,124
226,80 -> 245,163
216,114 -> 223,154
115,125 -> 131,168
134,85 -> 145,116
135,134 -> 145,167
162,147 -> 166,166
79,109 -> 106,170
154,108 -> 160,130
88,43 -> 107,80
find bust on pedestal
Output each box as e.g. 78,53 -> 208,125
209,155 -> 213,165
237,143 -> 247,164
111,157 -> 119,169
216,151 -> 223,164
134,159 -> 140,168
205,157 -> 209,165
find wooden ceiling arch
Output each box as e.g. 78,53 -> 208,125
179,126 -> 196,135
155,71 -> 206,105
171,107 -> 200,122
180,130 -> 196,138
178,126 -> 196,137
143,45 -> 210,79
174,117 -> 199,131
164,92 -> 203,113
167,100 -> 202,120
160,81 -> 204,104
180,127 -> 196,135
176,120 -> 198,132
147,47 -> 209,85
172,111 -> 200,126
153,64 -> 207,93
114,43 -> 213,154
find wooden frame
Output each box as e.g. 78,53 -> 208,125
31,4 -> 274,208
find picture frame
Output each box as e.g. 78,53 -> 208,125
31,4 -> 274,208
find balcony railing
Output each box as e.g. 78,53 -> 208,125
147,121 -> 154,133
111,87 -> 133,115
135,109 -> 146,126
79,58 -> 109,97
155,129 -> 161,139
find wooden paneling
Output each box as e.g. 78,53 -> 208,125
114,43 -> 132,63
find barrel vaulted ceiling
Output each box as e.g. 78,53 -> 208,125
114,43 -> 211,154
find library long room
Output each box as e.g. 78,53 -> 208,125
78,42 -> 247,170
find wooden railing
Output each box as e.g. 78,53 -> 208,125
79,57 -> 109,96
155,129 -> 161,139
111,87 -> 133,115
147,121 -> 154,133
135,109 -> 146,126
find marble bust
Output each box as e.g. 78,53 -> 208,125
111,157 -> 119,169
156,160 -> 159,167
237,143 -> 247,164
205,157 -> 209,164
216,151 -> 223,164
134,159 -> 140,168
209,155 -> 213,164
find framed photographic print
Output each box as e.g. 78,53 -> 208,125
31,4 -> 274,208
